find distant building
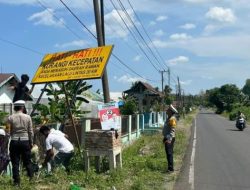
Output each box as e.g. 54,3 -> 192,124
123,81 -> 163,112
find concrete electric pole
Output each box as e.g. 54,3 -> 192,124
93,0 -> 110,103
160,70 -> 168,94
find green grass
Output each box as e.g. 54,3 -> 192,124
0,114 -> 195,190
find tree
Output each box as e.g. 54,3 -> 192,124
119,96 -> 137,115
163,85 -> 173,105
242,79 -> 250,96
219,84 -> 240,111
206,84 -> 241,113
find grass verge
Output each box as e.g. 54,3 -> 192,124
0,112 -> 196,190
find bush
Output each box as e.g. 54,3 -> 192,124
120,99 -> 137,115
228,106 -> 250,121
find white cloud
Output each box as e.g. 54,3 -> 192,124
184,0 -> 211,3
156,15 -> 168,22
170,33 -> 192,40
167,56 -> 189,65
28,9 -> 64,27
151,39 -> 169,48
101,9 -> 135,38
180,23 -> 196,30
54,40 -> 88,49
205,7 -> 236,23
180,80 -> 192,85
154,29 -> 165,36
203,24 -> 222,35
0,0 -> 88,10
154,35 -> 250,59
133,55 -> 142,62
116,74 -> 146,84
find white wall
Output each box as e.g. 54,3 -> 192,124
0,84 -> 14,104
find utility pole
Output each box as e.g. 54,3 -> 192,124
160,70 -> 168,94
167,68 -> 170,87
93,0 -> 110,103
182,89 -> 185,118
177,76 -> 181,109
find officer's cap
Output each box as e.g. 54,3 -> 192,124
168,104 -> 178,114
14,100 -> 26,106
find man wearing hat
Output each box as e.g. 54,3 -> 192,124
10,74 -> 33,103
162,104 -> 178,172
8,100 -> 34,186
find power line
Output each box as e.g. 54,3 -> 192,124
59,0 -> 97,39
109,61 -> 159,85
37,0 -> 88,42
127,0 -> 168,70
120,0 -> 180,85
0,37 -> 43,55
109,0 -> 159,72
117,0 -> 164,70
58,0 -> 158,82
125,0 -> 181,83
112,54 -> 159,83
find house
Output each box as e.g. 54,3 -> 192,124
0,73 -> 18,104
0,73 -> 19,114
123,81 -> 163,113
0,73 -> 33,114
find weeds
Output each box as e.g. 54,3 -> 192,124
0,114 -> 195,190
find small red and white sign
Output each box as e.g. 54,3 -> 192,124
98,102 -> 121,130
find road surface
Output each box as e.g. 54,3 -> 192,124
175,110 -> 250,190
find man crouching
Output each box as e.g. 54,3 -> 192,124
39,125 -> 74,174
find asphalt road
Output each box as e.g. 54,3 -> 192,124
175,109 -> 250,190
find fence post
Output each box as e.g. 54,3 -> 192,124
141,114 -> 144,132
136,114 -> 140,138
157,112 -> 160,127
10,103 -> 13,115
82,119 -> 91,147
128,115 -> 132,142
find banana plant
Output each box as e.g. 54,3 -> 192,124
32,80 -> 92,124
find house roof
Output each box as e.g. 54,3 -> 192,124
0,73 -> 18,87
123,81 -> 163,97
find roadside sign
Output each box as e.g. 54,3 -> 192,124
98,102 -> 121,130
31,45 -> 113,84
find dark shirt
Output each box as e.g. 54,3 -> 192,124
13,82 -> 29,102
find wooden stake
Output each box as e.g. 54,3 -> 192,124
62,82 -> 82,156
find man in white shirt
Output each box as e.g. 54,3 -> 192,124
39,125 -> 74,173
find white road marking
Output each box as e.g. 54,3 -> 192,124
189,118 -> 197,190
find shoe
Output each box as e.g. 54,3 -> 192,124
13,182 -> 20,187
167,169 -> 174,173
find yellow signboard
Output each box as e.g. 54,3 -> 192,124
31,45 -> 113,84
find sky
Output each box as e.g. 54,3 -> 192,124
1,0 -> 250,96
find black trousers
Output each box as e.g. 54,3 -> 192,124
164,137 -> 175,171
53,152 -> 74,173
9,140 -> 33,184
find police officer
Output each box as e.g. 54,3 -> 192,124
162,104 -> 178,172
8,100 -> 34,186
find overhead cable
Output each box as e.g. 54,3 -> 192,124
117,0 -> 164,70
